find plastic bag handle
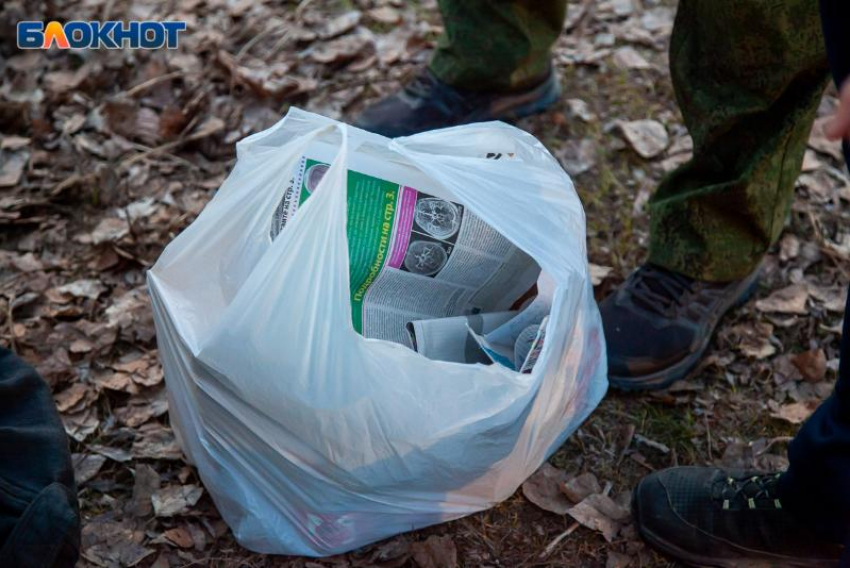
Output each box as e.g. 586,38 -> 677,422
207,121 -> 357,349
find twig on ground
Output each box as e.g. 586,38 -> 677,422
539,522 -> 581,559
236,27 -> 288,61
615,423 -> 635,468
756,436 -> 794,456
118,115 -> 222,171
5,293 -> 16,354
122,71 -> 186,98
634,433 -> 671,454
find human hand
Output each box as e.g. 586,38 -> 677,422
825,80 -> 850,141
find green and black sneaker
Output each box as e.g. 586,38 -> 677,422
633,467 -> 844,567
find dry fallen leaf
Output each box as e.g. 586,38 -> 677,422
719,438 -> 790,471
808,116 -> 845,161
116,387 -> 169,427
755,284 -> 809,315
612,46 -> 650,70
103,99 -> 161,146
54,382 -> 90,412
120,198 -> 159,221
584,493 -> 630,522
606,550 -> 632,568
81,516 -> 154,567
619,119 -> 668,159
809,285 -> 847,313
562,471 -> 602,503
90,444 -> 133,463
163,527 -> 194,548
567,494 -> 624,543
82,217 -> 130,245
72,453 -> 107,486
310,33 -> 374,65
726,322 -> 776,360
360,537 -> 411,567
217,51 -> 317,101
186,522 -> 208,552
62,406 -> 99,442
0,134 -> 31,150
133,364 -> 164,387
791,349 -> 827,383
128,464 -> 161,518
772,354 -> 804,385
368,6 -> 402,25
566,98 -> 596,122
69,338 -> 95,354
770,401 -> 819,425
410,535 -> 457,568
640,6 -> 675,34
43,65 -> 90,95
152,484 -> 204,517
105,287 -> 150,329
93,371 -> 138,394
53,278 -> 108,301
589,263 -> 614,286
559,138 -> 597,177
778,233 -> 801,262
6,251 -> 44,272
801,149 -> 825,172
521,462 -> 573,515
321,10 -> 361,39
0,150 -> 29,187
132,422 -> 183,461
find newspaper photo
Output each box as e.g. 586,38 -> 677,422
270,154 -> 540,348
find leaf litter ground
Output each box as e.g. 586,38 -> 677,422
1,0 -> 848,566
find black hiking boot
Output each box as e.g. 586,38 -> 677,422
633,467 -> 844,567
353,69 -> 561,137
599,263 -> 760,391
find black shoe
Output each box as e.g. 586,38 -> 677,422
353,69 -> 561,137
633,467 -> 843,567
599,263 -> 759,391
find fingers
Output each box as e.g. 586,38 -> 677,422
825,80 -> 850,141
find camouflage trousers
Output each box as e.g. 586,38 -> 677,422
430,0 -> 830,281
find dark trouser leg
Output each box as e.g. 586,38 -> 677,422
648,0 -> 830,282
778,286 -> 850,541
429,0 -> 567,92
0,348 -> 80,567
778,0 -> 850,544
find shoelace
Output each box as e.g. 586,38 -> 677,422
717,473 -> 783,511
627,265 -> 696,317
404,72 -> 477,116
405,72 -> 438,99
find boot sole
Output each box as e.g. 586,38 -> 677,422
469,73 -> 562,123
632,484 -> 840,568
608,268 -> 762,392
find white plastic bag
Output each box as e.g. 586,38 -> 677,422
148,108 -> 607,556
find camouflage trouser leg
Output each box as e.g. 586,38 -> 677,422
429,0 -> 567,91
430,0 -> 830,281
648,0 -> 830,281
